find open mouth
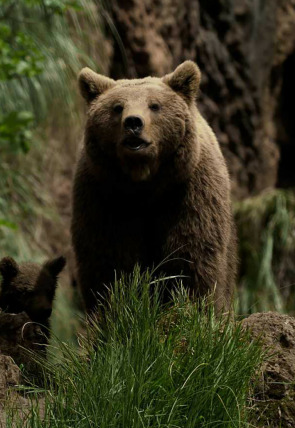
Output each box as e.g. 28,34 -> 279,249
122,137 -> 150,151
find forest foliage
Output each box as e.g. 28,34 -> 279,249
0,0 -> 77,153
0,0 -> 99,259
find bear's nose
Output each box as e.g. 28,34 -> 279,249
124,115 -> 145,134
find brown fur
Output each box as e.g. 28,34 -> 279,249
72,60 -> 238,314
0,256 -> 66,331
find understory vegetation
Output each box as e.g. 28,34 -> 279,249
7,269 -> 263,428
235,190 -> 295,315
0,0 -> 103,260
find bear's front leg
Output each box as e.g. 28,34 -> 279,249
158,184 -> 234,314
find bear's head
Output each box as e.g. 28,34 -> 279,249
79,61 -> 201,183
0,256 -> 66,324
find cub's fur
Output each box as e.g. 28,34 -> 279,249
0,256 -> 66,331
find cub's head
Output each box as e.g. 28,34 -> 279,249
79,61 -> 201,182
0,256 -> 66,324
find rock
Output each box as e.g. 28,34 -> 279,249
242,312 -> 295,427
0,312 -> 47,426
0,355 -> 20,401
0,355 -> 21,427
0,354 -> 45,427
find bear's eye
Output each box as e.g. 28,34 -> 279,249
149,103 -> 161,112
113,104 -> 124,114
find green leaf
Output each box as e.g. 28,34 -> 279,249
0,219 -> 18,230
0,111 -> 35,154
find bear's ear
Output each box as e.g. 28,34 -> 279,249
0,257 -> 19,280
78,67 -> 115,103
44,256 -> 66,278
162,61 -> 201,103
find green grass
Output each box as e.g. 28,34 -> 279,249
0,0 -> 104,263
50,283 -> 84,350
0,147 -> 55,261
7,268 -> 263,428
0,0 -> 101,121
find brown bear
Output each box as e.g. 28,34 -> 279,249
0,256 -> 66,332
72,60 -> 237,314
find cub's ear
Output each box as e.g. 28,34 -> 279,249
78,67 -> 115,103
0,257 -> 19,280
162,60 -> 201,103
44,256 -> 66,278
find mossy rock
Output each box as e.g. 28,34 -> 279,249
243,312 -> 295,427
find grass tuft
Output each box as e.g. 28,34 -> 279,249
7,268 -> 263,428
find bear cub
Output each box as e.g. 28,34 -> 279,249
0,256 -> 66,332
